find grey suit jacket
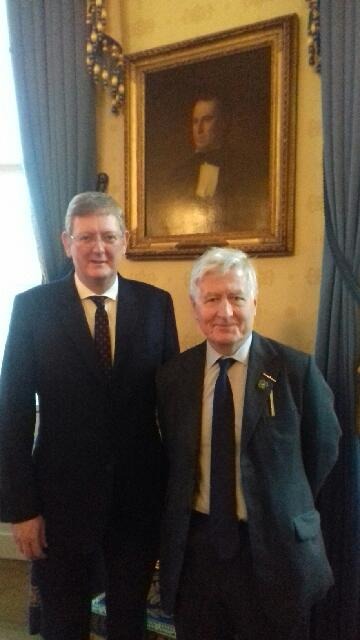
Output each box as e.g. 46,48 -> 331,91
157,332 -> 340,624
0,273 -> 179,551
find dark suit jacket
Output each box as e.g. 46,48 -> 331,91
0,273 -> 179,552
156,333 -> 340,624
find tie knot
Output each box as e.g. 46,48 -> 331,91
218,358 -> 235,375
89,295 -> 107,309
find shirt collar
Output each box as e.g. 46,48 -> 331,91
74,273 -> 118,301
206,333 -> 253,370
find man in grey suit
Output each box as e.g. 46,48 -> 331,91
157,247 -> 340,640
0,192 -> 179,640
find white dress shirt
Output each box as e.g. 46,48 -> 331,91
195,162 -> 220,198
192,333 -> 252,520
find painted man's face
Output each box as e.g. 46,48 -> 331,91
192,99 -> 224,153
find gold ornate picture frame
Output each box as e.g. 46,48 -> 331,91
125,14 -> 298,259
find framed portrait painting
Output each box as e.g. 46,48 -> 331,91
125,14 -> 298,259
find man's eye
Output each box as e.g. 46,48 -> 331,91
103,234 -> 117,243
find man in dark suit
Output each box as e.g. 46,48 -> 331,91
0,192 -> 179,640
157,247 -> 340,640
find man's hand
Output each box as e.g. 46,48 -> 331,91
11,515 -> 48,560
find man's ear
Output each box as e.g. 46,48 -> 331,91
61,231 -> 72,258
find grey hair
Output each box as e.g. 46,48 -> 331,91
64,192 -> 126,235
189,247 -> 258,300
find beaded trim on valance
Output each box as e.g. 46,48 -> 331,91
306,0 -> 321,73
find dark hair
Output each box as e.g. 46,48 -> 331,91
191,89 -> 229,120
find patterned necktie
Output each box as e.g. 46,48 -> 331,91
89,296 -> 112,377
210,357 -> 239,559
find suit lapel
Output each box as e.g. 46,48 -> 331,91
53,274 -> 107,383
241,332 -> 282,449
177,337 -> 282,454
163,343 -> 206,468
177,343 -> 206,461
112,275 -> 139,370
56,274 -> 139,379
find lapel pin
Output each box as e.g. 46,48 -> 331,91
257,378 -> 269,391
269,390 -> 275,417
262,372 -> 277,383
257,372 -> 277,417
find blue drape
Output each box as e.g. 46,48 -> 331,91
6,0 -> 96,281
313,2 -> 360,639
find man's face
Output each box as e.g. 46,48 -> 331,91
192,99 -> 224,153
191,269 -> 256,355
62,212 -> 128,293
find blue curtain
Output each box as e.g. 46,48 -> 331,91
312,2 -> 360,639
6,0 -> 96,281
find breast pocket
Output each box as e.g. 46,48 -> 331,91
293,509 -> 321,541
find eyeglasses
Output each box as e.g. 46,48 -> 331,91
70,233 -> 122,246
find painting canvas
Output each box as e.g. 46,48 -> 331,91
125,15 -> 297,258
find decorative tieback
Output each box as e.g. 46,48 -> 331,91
86,0 -> 125,114
306,0 -> 321,73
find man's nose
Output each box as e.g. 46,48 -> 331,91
197,120 -> 204,133
92,236 -> 107,250
218,298 -> 234,316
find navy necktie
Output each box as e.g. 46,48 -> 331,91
89,296 -> 112,376
210,357 -> 239,559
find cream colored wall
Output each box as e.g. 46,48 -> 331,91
97,0 -> 323,354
